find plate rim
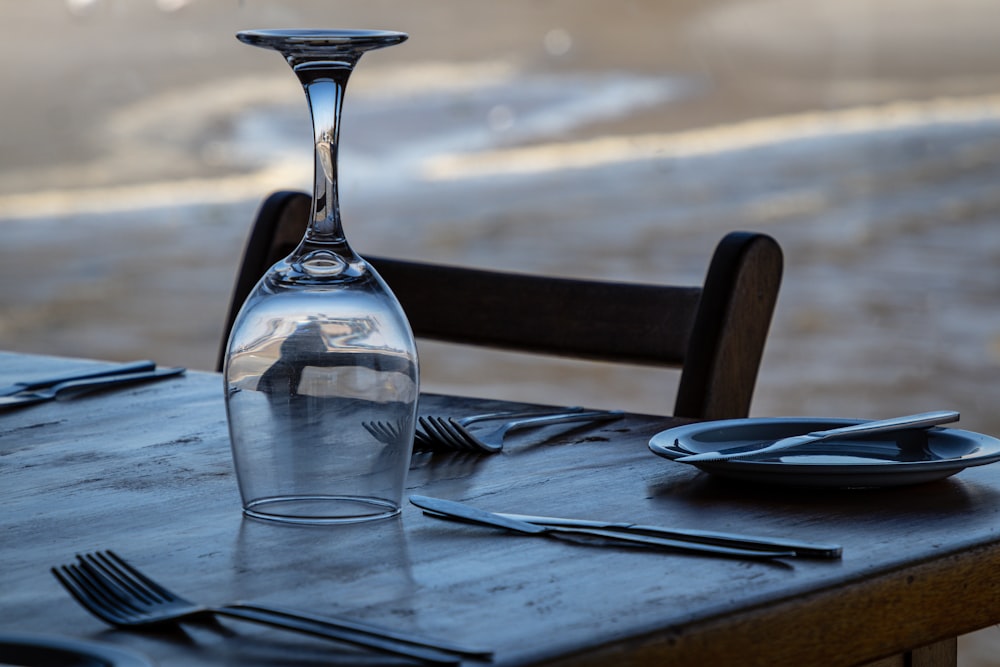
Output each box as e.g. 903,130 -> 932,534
648,416 -> 1000,475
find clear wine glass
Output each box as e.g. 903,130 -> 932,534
224,29 -> 418,525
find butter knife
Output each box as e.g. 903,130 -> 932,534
0,360 -> 157,397
0,367 -> 186,410
676,410 -> 960,463
496,511 -> 841,559
410,495 -> 797,560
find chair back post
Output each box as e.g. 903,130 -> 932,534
673,232 -> 783,420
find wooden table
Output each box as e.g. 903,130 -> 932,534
3,351 -> 1000,666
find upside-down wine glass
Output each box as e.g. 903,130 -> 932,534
224,30 -> 418,524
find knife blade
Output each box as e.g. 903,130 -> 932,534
0,360 -> 157,397
409,495 -> 797,560
496,511 -> 841,559
676,410 -> 960,463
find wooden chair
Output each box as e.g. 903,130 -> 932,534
219,190 -> 783,419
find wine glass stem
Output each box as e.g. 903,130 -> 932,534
296,61 -> 357,246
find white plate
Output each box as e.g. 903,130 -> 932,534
0,633 -> 153,667
648,418 -> 1000,488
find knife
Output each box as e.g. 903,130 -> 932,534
0,367 -> 186,410
409,495 -> 797,560
0,360 -> 157,397
675,410 -> 960,463
495,511 -> 842,559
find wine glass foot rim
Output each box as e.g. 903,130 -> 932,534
236,29 -> 408,48
242,494 -> 401,525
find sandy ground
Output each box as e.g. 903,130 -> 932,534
2,1 -> 1000,663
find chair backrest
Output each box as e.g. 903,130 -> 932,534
220,190 -> 783,419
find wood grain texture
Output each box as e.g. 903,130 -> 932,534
3,352 -> 997,667
218,190 -> 782,419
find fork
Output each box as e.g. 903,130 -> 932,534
416,407 -> 586,453
364,407 -> 586,453
52,551 -> 490,665
439,409 -> 625,453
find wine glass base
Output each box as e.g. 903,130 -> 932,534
243,495 -> 401,525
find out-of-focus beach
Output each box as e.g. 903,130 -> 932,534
2,1 -> 1000,661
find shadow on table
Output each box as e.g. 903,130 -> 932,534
648,471 -> 1000,522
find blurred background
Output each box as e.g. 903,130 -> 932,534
1,1 -> 999,661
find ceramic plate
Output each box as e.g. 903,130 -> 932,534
648,418 -> 1000,487
0,633 -> 153,667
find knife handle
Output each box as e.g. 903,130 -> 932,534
15,360 -> 157,391
498,512 -> 842,559
804,410 -> 959,442
543,525 -> 796,559
622,523 -> 842,559
230,603 -> 493,658
209,606 -> 465,665
52,367 -> 186,398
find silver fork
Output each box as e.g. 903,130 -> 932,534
363,407 -> 586,454
52,551 -> 490,665
363,419 -> 407,446
440,409 -> 625,453
416,407 -> 585,453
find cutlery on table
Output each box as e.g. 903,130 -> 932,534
0,360 -> 157,397
53,551 -> 491,666
416,407 -> 586,453
676,410 -> 960,463
410,495 -> 839,560
495,509 -> 842,559
364,406 -> 599,454
437,409 -> 625,454
0,367 -> 186,411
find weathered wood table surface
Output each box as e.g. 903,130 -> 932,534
3,351 -> 1000,666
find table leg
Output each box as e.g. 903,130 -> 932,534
860,637 -> 957,667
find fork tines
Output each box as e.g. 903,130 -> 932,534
90,551 -> 171,602
362,419 -> 491,454
52,555 -> 127,625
